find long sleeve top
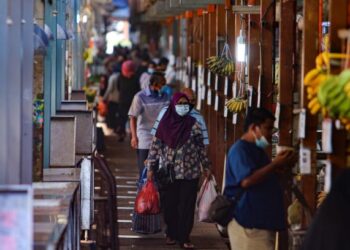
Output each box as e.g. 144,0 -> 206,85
103,72 -> 120,102
146,123 -> 211,180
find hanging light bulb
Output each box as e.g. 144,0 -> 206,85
236,29 -> 246,63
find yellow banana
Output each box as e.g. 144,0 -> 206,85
304,68 -> 322,85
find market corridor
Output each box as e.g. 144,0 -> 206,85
102,133 -> 229,250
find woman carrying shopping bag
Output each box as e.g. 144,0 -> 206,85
146,93 -> 211,249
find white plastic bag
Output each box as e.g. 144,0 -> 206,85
197,177 -> 218,222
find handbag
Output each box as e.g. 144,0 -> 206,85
155,146 -> 179,188
208,189 -> 244,227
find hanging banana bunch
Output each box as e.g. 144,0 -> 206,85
206,43 -> 235,76
226,97 -> 247,113
226,78 -> 247,114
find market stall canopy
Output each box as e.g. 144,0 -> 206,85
141,0 -> 225,22
34,24 -> 49,54
111,7 -> 130,20
57,24 -> 70,40
112,0 -> 128,8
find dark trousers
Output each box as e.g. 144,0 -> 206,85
136,149 -> 149,177
164,179 -> 199,244
107,101 -> 118,130
117,103 -> 130,136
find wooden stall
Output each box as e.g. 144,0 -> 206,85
145,0 -> 350,248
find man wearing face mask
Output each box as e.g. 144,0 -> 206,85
139,61 -> 156,90
224,108 -> 297,250
128,72 -> 170,176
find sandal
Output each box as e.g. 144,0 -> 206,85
181,242 -> 195,249
165,237 -> 176,245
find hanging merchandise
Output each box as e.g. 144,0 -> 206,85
304,51 -> 350,130
206,42 -> 235,76
225,76 -> 247,114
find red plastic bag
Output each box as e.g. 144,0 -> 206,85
135,181 -> 160,214
98,99 -> 108,117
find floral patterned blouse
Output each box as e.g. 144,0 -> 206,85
146,123 -> 211,180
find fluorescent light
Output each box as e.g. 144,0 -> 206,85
82,15 -> 88,23
236,29 -> 246,63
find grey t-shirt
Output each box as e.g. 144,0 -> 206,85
128,88 -> 170,149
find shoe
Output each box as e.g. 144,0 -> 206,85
165,237 -> 176,245
180,242 -> 195,249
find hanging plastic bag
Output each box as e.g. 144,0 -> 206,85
98,99 -> 108,117
135,181 -> 160,214
197,177 -> 218,222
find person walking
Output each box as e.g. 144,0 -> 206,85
146,93 -> 211,249
151,88 -> 209,146
139,61 -> 157,90
224,108 -> 297,250
128,72 -> 169,176
103,69 -> 120,131
116,60 -> 140,141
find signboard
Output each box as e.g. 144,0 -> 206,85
0,185 -> 33,250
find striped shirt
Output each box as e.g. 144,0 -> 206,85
128,88 -> 170,149
151,106 -> 209,145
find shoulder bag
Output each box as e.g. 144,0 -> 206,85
208,189 -> 244,227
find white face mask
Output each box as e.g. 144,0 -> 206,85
175,104 -> 190,116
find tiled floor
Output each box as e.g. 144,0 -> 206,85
103,133 -> 229,250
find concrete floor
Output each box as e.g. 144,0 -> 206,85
99,131 -> 229,249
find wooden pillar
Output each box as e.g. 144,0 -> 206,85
233,1 -> 246,142
202,11 -> 210,125
207,5 -> 217,178
301,0 -> 319,216
215,4 -> 226,188
278,1 -> 297,248
279,1 -> 296,148
329,0 -> 348,171
248,5 -> 260,107
260,0 -> 275,110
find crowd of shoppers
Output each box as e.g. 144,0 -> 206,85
96,45 -> 334,250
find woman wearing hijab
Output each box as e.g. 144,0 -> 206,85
146,93 -> 211,249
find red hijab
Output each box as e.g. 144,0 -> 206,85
156,93 -> 196,149
121,60 -> 136,78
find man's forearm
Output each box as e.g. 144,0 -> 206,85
240,162 -> 278,188
129,116 -> 137,139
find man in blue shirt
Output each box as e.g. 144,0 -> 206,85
224,108 -> 296,250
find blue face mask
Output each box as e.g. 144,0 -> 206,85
148,68 -> 155,74
175,104 -> 190,116
253,129 -> 269,149
150,89 -> 159,97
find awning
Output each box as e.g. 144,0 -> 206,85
44,24 -> 54,40
112,0 -> 129,8
111,7 -> 130,20
57,24 -> 70,40
34,24 -> 49,54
